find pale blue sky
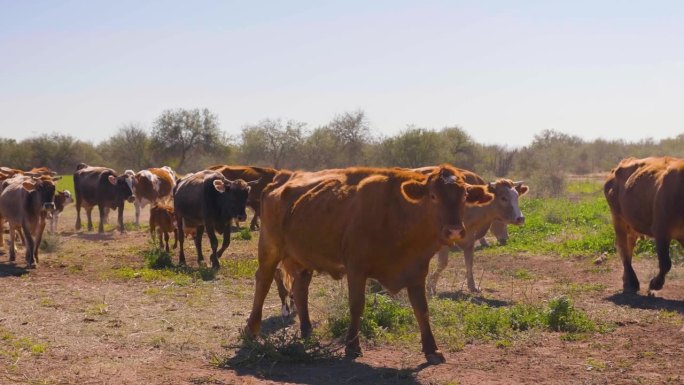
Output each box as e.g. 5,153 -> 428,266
1,0 -> 682,146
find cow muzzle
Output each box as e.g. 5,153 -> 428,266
43,202 -> 56,211
514,216 -> 525,226
237,214 -> 247,222
441,225 -> 466,245
127,195 -> 136,203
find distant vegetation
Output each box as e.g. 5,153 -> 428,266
2,108 -> 683,197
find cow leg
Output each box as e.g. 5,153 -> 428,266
427,247 -> 449,296
134,201 -> 141,228
345,272 -> 367,359
172,229 -> 178,249
205,225 -> 221,270
216,228 -> 231,259
478,237 -> 490,248
117,204 -> 125,234
407,281 -> 444,364
0,214 -> 4,249
22,221 -> 35,268
176,216 -> 186,266
8,225 -> 16,262
649,237 -> 672,292
273,268 -> 294,318
164,232 -> 170,252
33,214 -> 47,264
613,218 -> 639,292
97,205 -> 107,233
157,228 -> 164,250
85,206 -> 94,232
75,197 -> 82,231
464,243 -> 479,292
194,226 -> 205,266
245,240 -> 280,337
292,268 -> 313,337
249,204 -> 260,231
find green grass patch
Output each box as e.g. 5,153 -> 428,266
224,258 -> 259,279
235,227 -> 252,241
327,294 -> 414,340
0,328 -> 48,361
55,174 -> 74,193
39,233 -> 61,253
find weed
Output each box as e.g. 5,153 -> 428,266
585,357 -> 607,371
85,302 -> 108,316
236,227 -> 252,241
39,233 -> 61,252
545,296 -> 595,333
512,268 -> 535,281
213,329 -> 340,368
142,245 -> 174,269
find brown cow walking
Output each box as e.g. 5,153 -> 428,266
245,165 -> 493,364
605,156 -> 684,293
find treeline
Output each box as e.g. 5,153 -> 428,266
2,108 -> 683,195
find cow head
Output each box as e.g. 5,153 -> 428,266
23,176 -> 59,211
108,173 -> 135,204
487,180 -> 529,226
212,177 -> 256,222
54,190 -> 74,212
405,166 -> 494,246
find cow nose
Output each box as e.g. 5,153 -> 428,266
43,202 -> 56,211
515,216 -> 525,225
127,196 -> 136,203
442,225 -> 466,243
237,214 -> 247,222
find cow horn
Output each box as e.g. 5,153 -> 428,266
247,178 -> 261,186
488,182 -> 496,190
513,180 -> 524,186
24,172 -> 39,177
52,175 -> 62,181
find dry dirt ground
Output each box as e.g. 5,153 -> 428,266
1,207 -> 683,385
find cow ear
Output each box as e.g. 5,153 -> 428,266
213,180 -> 226,193
108,175 -> 117,185
400,180 -> 427,202
465,184 -> 494,205
22,181 -> 36,192
515,184 -> 529,196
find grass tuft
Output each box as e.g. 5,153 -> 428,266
39,233 -> 61,253
212,329 -> 341,368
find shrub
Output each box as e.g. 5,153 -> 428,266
142,246 -> 174,269
39,233 -> 61,253
328,294 -> 414,340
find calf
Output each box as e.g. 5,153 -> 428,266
173,170 -> 255,269
604,156 -> 684,293
150,203 -> 177,252
427,179 -> 529,294
131,167 -> 176,227
74,164 -> 135,233
49,190 -> 74,233
246,165 -> 493,364
0,175 -> 58,267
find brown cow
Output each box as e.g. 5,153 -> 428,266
208,165 -> 277,230
245,165 -> 494,364
604,156 -> 684,293
150,203 -> 177,252
74,164 -> 135,233
427,178 -> 529,294
130,167 -> 176,227
0,174 -> 59,267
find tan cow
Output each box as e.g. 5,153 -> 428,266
150,203 -> 177,252
245,165 -> 493,364
604,156 -> 684,293
427,178 -> 529,293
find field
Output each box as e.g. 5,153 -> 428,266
1,178 -> 684,385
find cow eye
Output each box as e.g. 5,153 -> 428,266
501,196 -> 508,202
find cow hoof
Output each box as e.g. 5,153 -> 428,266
647,290 -> 657,297
281,304 -> 290,318
425,351 -> 446,365
344,346 -> 363,359
468,286 -> 481,294
649,277 -> 665,292
27,264 -> 36,269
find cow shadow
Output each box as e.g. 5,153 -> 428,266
0,261 -> 29,277
605,292 -> 684,315
73,231 -> 118,242
259,315 -> 296,335
436,291 -> 511,308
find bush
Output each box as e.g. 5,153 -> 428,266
545,296 -> 595,333
39,233 -> 61,253
142,246 -> 174,269
237,227 -> 252,241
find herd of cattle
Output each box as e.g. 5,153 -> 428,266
0,156 -> 682,364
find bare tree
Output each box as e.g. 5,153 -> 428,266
239,119 -> 305,168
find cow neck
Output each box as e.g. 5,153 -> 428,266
463,194 -> 500,228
